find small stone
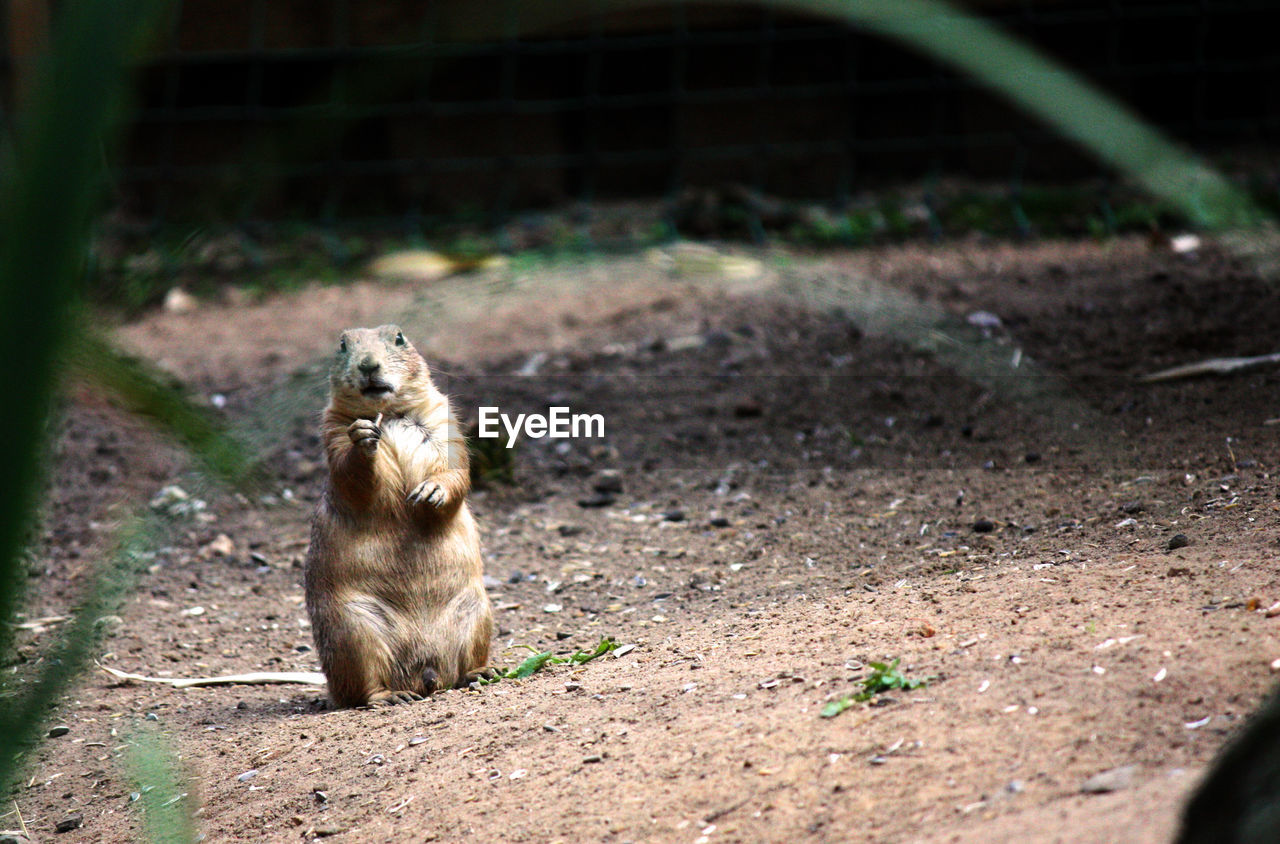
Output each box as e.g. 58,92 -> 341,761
577,494 -> 616,508
1167,534 -> 1190,551
249,551 -> 269,565
409,736 -> 428,746
237,769 -> 258,782
294,644 -> 312,653
1024,452 -> 1041,464
583,754 -> 603,764
163,287 -> 197,314
201,533 -> 235,558
48,725 -> 70,737
54,814 -> 83,834
593,471 -> 624,494
662,510 -> 686,522
733,399 -> 763,418
482,575 -> 503,590
543,604 -> 563,613
145,712 -> 159,721
972,519 -> 995,533
1081,765 -> 1136,794
709,517 -> 731,528
966,310 -> 1002,329
557,524 -> 585,537
367,754 -> 384,765
0,831 -> 33,844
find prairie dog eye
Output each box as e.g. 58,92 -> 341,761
394,331 -> 407,347
339,337 -> 347,353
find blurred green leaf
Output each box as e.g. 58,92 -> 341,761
67,332 -> 258,487
0,0 -> 173,793
126,724 -> 199,844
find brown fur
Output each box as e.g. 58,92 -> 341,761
304,324 -> 493,708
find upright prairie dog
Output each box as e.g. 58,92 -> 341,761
304,324 -> 493,707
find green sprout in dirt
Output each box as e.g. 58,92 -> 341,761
821,659 -> 930,718
482,637 -> 620,684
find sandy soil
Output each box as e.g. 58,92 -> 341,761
10,235 -> 1280,843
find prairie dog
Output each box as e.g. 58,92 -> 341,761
304,324 -> 492,707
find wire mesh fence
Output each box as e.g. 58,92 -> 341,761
5,0 -> 1280,235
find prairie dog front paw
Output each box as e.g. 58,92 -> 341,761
407,479 -> 448,508
348,413 -> 382,455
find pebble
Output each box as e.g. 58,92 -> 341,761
972,519 -> 995,533
482,575 -> 503,590
577,494 -> 616,508
662,510 -> 686,522
593,471 -> 624,494
709,517 -> 731,528
409,736 -> 428,746
145,713 -> 159,721
0,832 -> 33,844
54,814 -> 83,834
1081,765 -> 1136,794
543,604 -> 563,613
583,754 -> 603,764
237,769 -> 259,782
163,287 -> 198,314
48,725 -> 70,737
557,525 -> 585,537
1167,534 -> 1190,550
966,310 -> 1002,329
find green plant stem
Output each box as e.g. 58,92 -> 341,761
0,0 -> 169,792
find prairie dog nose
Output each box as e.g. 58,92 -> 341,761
358,356 -> 380,374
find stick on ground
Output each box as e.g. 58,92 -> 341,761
100,664 -> 325,688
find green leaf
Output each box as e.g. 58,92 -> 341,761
567,637 -> 619,665
821,697 -> 857,719
507,651 -> 555,679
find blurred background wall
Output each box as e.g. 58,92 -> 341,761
4,0 -> 1278,228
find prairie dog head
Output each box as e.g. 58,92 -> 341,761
329,324 -> 437,415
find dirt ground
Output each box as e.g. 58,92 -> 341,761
11,235 -> 1280,843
